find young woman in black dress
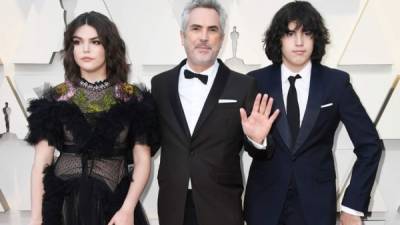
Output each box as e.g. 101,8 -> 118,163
27,11 -> 159,225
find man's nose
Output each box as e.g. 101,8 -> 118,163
200,30 -> 209,42
295,33 -> 304,46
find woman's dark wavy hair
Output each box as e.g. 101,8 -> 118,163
263,1 -> 330,65
63,11 -> 129,85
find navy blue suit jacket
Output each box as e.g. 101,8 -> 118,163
244,63 -> 382,225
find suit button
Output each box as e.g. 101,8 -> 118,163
190,151 -> 195,156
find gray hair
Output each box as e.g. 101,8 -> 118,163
181,0 -> 227,34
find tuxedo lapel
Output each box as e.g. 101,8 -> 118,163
269,65 -> 292,149
168,60 -> 191,139
293,63 -> 324,152
191,60 -> 229,139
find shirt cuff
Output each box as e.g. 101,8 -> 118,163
341,205 -> 364,217
247,136 -> 267,150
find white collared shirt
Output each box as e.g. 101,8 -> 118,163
281,61 -> 311,126
178,61 -> 219,134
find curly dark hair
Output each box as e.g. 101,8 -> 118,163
63,11 -> 129,85
263,1 -> 330,65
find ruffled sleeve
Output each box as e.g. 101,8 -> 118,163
128,88 -> 160,156
25,90 -> 64,149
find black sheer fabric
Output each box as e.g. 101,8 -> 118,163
26,81 -> 159,225
54,153 -> 127,191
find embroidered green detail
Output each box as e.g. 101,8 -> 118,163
71,88 -> 117,113
54,83 -> 69,96
103,92 -> 117,107
71,89 -> 87,108
121,83 -> 137,96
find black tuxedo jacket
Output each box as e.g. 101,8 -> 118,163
151,59 -> 260,225
244,63 -> 382,225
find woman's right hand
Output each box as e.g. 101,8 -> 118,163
107,208 -> 134,225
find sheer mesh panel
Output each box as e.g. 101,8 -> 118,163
54,153 -> 128,191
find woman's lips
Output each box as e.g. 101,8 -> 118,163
293,50 -> 306,54
81,57 -> 94,61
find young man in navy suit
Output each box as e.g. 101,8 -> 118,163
244,2 -> 383,225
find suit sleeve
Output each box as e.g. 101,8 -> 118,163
339,73 -> 383,213
242,77 -> 274,159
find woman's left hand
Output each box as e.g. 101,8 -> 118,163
107,209 -> 134,225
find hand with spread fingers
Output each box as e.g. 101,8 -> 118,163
240,93 -> 280,144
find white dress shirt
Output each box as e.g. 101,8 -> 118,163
281,61 -> 364,217
179,62 -> 219,135
179,61 -> 219,189
281,61 -> 311,126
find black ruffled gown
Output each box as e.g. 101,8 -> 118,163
26,79 -> 160,225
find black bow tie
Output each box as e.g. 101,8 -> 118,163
184,69 -> 208,84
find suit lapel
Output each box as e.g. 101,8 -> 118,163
269,65 -> 292,149
293,63 -> 324,152
191,59 -> 229,139
168,60 -> 191,139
